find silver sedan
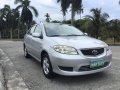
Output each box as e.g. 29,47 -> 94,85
24,23 -> 112,79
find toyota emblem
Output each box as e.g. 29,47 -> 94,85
92,50 -> 98,55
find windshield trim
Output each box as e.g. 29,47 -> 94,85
48,34 -> 85,37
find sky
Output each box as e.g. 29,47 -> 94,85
0,0 -> 120,22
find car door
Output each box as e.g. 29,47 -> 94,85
31,25 -> 43,60
25,25 -> 37,55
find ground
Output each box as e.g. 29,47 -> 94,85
0,40 -> 120,90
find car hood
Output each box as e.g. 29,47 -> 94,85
50,36 -> 107,49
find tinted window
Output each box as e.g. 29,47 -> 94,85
45,24 -> 84,37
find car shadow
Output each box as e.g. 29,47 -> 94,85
54,71 -> 108,83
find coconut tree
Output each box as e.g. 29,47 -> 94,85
0,5 -> 11,38
15,0 -> 38,29
108,19 -> 120,43
85,8 -> 109,39
6,8 -> 20,39
77,3 -> 84,20
57,0 -> 83,25
0,10 -> 5,38
71,0 -> 83,25
0,9 -> 3,38
45,13 -> 51,22
0,16 -> 6,38
57,0 -> 71,21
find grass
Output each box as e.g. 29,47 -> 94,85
104,38 -> 120,45
0,39 -> 23,41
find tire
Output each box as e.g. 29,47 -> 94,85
24,46 -> 31,58
42,53 -> 55,79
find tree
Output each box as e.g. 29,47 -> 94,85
85,8 -> 109,39
57,0 -> 83,25
0,9 -> 4,38
6,8 -> 20,39
77,3 -> 84,20
51,20 -> 61,23
108,19 -> 120,43
15,0 -> 38,29
71,0 -> 83,25
0,14 -> 5,38
0,5 -> 11,38
45,13 -> 51,22
57,0 -> 71,21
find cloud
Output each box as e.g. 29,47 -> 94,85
0,0 -> 16,8
0,0 -> 120,22
83,0 -> 120,20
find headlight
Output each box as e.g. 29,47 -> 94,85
53,45 -> 78,55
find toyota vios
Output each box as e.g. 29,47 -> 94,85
24,23 -> 112,78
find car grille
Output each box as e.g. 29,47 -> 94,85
81,48 -> 104,56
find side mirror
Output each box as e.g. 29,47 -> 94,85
84,33 -> 88,36
32,33 -> 41,38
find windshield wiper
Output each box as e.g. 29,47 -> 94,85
66,35 -> 84,36
49,34 -> 85,37
49,35 -> 62,37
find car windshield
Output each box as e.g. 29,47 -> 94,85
45,23 -> 85,37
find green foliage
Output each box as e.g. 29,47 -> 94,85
0,0 -> 120,44
85,8 -> 109,39
15,0 -> 38,29
57,0 -> 71,16
61,17 -> 120,43
57,0 -> 83,24
45,13 -> 51,22
0,0 -> 39,39
107,19 -> 120,42
0,1 -> 38,39
51,20 -> 61,23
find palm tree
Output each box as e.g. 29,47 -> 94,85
77,3 -> 84,20
15,0 -> 38,29
0,5 -> 11,38
6,7 -> 20,39
45,13 -> 51,22
0,11 -> 5,38
57,0 -> 71,21
57,0 -> 83,25
71,0 -> 83,25
85,8 -> 109,39
108,19 -> 120,44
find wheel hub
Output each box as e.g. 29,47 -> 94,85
43,58 -> 50,75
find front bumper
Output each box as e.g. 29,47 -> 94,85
49,49 -> 112,76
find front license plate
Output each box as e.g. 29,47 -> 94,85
90,60 -> 105,69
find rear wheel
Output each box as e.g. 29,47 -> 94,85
24,46 -> 31,58
42,53 -> 55,79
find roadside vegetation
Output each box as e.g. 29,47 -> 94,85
0,0 -> 38,39
0,0 -> 120,44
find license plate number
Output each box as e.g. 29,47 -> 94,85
90,60 -> 105,69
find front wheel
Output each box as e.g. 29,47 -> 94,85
42,53 -> 55,79
24,46 -> 31,58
